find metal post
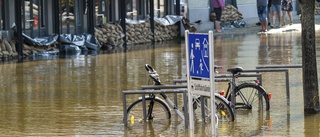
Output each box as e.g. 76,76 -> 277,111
175,0 -> 181,38
183,90 -> 188,128
87,0 -> 95,35
120,0 -> 127,46
123,92 -> 128,127
285,69 -> 290,102
15,0 -> 23,62
149,0 -> 155,44
142,94 -> 147,120
172,81 -> 179,109
200,96 -> 205,121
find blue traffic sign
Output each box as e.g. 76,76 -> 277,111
188,33 -> 210,79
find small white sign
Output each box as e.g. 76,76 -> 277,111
190,79 -> 211,96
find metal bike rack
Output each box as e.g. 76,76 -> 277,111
242,68 -> 290,99
122,89 -> 188,128
255,64 -> 303,104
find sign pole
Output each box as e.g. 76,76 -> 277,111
209,31 -> 216,136
185,30 -> 194,130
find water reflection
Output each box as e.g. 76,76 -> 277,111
0,32 -> 320,136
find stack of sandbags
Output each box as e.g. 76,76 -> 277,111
95,21 -> 179,46
221,5 -> 243,21
22,44 -> 58,57
126,22 -> 153,44
0,37 -> 58,58
154,22 -> 179,42
210,4 -> 243,22
95,23 -> 124,46
0,38 -> 18,58
315,2 -> 320,15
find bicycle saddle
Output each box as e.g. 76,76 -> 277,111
227,67 -> 243,74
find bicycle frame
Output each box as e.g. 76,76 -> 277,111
145,64 -> 186,120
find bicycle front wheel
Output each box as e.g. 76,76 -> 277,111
215,94 -> 235,122
126,97 -> 171,131
233,83 -> 270,111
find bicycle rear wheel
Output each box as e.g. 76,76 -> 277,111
193,94 -> 235,123
126,97 -> 171,131
233,83 -> 270,111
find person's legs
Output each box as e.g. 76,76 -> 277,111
276,4 -> 282,27
258,6 -> 268,32
288,11 -> 293,25
215,20 -> 221,32
277,12 -> 282,26
214,8 -> 222,32
282,11 -> 286,25
271,4 -> 276,27
271,11 -> 276,27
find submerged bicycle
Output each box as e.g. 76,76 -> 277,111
125,64 -> 234,130
219,66 -> 271,111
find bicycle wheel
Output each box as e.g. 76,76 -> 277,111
193,94 -> 235,123
126,97 -> 171,131
215,94 -> 235,122
233,83 -> 270,111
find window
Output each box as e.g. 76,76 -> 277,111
0,0 -> 4,30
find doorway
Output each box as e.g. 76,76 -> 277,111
21,0 -> 47,38
59,0 -> 84,34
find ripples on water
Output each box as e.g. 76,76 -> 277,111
0,33 -> 320,136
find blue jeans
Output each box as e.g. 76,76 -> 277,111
257,6 -> 268,23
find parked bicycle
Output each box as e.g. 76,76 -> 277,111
218,66 -> 271,111
125,64 -> 234,130
175,65 -> 271,119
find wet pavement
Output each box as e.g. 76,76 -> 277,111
0,20 -> 320,136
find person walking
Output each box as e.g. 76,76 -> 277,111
257,0 -> 268,32
212,0 -> 225,32
282,0 -> 293,25
270,0 -> 282,28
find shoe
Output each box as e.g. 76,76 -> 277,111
194,20 -> 202,24
256,22 -> 261,26
259,29 -> 267,33
216,29 -> 222,33
268,22 -> 271,26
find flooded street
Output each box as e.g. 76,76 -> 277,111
0,31 -> 320,136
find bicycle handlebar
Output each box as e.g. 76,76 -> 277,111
145,64 -> 162,85
145,64 -> 155,73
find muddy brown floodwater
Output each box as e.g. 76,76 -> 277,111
0,31 -> 320,136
